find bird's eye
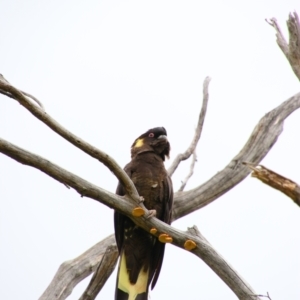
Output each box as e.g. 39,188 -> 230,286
148,133 -> 154,138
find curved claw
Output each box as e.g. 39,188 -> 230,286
146,209 -> 157,219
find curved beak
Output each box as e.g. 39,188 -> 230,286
157,135 -> 168,140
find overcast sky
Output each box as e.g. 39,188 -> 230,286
1,1 -> 300,299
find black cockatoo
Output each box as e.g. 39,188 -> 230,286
114,127 -> 173,300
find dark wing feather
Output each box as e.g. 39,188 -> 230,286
150,174 -> 173,289
114,163 -> 132,253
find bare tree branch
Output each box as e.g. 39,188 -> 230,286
0,75 -> 139,201
79,244 -> 119,300
243,162 -> 300,207
173,92 -> 300,220
0,74 -> 45,109
0,138 -> 131,214
39,235 -> 115,300
0,137 -> 262,300
267,12 -> 300,80
167,76 -> 211,176
21,89 -> 45,109
178,150 -> 197,192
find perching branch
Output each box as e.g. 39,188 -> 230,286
267,12 -> 300,80
167,76 -> 210,176
244,162 -> 300,207
0,137 -> 262,300
0,75 -> 139,201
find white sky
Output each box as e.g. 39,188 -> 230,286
1,1 -> 300,299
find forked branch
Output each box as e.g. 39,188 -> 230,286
172,92 -> 300,220
178,150 -> 197,192
0,75 -> 139,201
267,12 -> 300,80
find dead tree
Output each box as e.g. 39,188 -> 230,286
1,12 -> 300,300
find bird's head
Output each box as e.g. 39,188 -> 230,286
131,127 -> 170,161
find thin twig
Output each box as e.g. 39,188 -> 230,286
250,292 -> 272,300
168,76 -> 211,176
21,89 -> 45,109
178,149 -> 197,192
0,74 -> 45,109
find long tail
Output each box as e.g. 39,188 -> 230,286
115,252 -> 149,300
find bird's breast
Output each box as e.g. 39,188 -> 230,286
130,162 -> 166,219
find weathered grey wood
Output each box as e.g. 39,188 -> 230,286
267,12 -> 300,81
244,162 -> 300,207
39,235 -> 115,300
178,150 -> 197,192
79,244 -> 119,300
172,92 -> 300,220
0,137 -> 262,300
0,75 -> 140,201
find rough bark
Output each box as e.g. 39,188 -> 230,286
39,235 -> 115,300
172,92 -> 300,220
244,163 -> 300,207
267,12 -> 300,81
79,244 -> 119,300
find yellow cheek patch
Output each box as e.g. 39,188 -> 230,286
134,138 -> 144,148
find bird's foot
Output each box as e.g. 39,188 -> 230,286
146,209 -> 157,218
138,196 -> 145,203
132,207 -> 145,217
159,233 -> 173,243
